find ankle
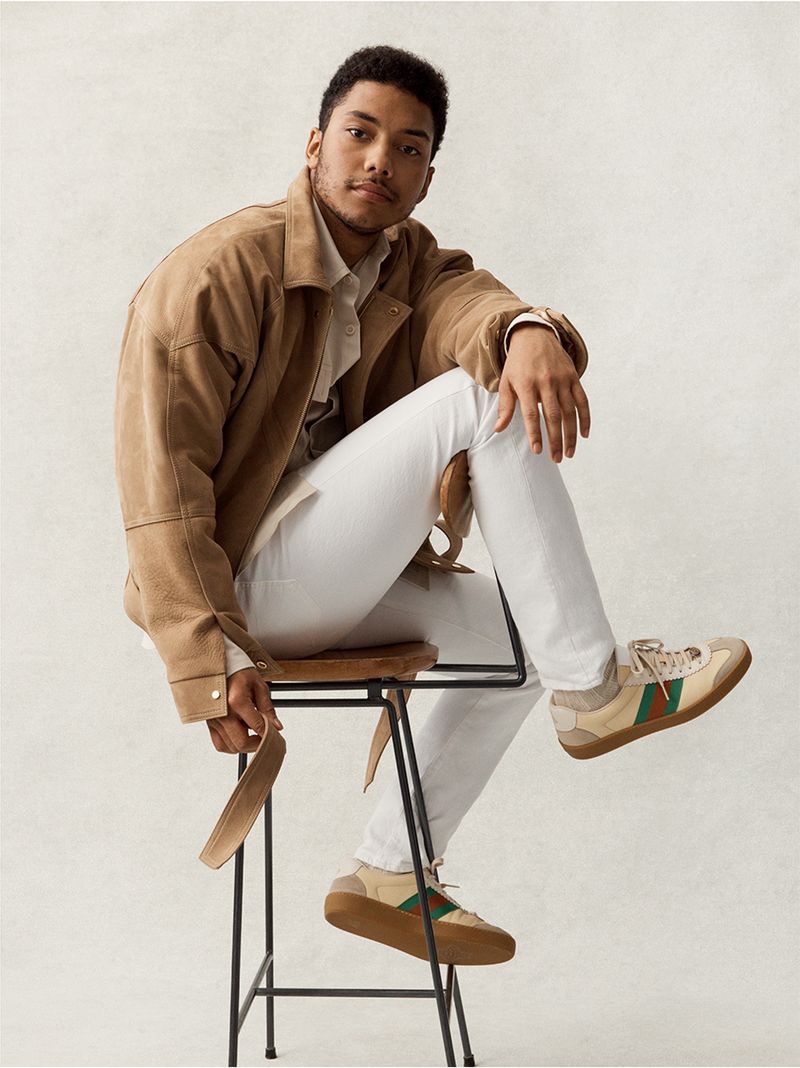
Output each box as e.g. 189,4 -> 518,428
552,650 -> 620,713
355,856 -> 413,875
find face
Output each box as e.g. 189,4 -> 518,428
305,80 -> 436,237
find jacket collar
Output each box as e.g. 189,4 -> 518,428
283,164 -> 402,291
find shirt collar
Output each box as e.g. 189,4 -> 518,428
311,194 -> 392,288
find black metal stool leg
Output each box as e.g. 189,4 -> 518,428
264,792 -> 277,1059
374,686 -> 456,1067
228,752 -> 248,1067
395,687 -> 476,1067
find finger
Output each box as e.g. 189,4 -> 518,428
559,386 -> 578,458
540,385 -> 564,462
227,679 -> 266,738
220,715 -> 261,753
214,685 -> 261,751
572,380 -> 591,438
493,376 -> 516,433
208,720 -> 235,754
518,387 -> 544,455
253,680 -> 283,731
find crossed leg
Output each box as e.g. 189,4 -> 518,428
235,364 -> 615,686
235,364 -> 616,863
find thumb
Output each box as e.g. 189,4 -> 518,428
494,377 -> 516,432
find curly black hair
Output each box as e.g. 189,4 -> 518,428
318,45 -> 449,162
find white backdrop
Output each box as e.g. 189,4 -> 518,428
2,2 -> 798,1065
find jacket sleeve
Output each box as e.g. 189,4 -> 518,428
114,303 -> 284,725
407,224 -> 588,392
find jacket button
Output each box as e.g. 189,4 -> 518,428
314,309 -> 320,318
211,690 -> 221,700
256,661 -> 267,669
389,306 -> 399,315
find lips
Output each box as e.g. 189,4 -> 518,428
353,183 -> 393,203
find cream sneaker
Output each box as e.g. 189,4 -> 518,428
549,636 -> 752,758
324,856 -> 515,966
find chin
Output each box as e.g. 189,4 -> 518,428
337,200 -> 391,232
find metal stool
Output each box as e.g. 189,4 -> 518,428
227,569 -> 527,1067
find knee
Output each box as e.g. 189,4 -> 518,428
440,365 -> 500,415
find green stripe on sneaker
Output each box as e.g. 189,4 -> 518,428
634,677 -> 684,724
397,885 -> 459,919
634,683 -> 655,725
398,890 -> 422,912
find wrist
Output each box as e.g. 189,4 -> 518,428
506,321 -> 560,355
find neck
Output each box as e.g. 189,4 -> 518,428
312,192 -> 382,269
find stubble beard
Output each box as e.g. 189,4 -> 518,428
310,150 -> 391,237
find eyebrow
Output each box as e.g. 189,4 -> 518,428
343,109 -> 431,143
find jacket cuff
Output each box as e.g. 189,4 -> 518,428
504,312 -> 560,356
518,306 -> 589,379
170,673 -> 229,724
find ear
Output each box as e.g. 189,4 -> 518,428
305,128 -> 323,170
415,166 -> 435,206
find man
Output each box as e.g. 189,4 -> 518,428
114,45 -> 751,966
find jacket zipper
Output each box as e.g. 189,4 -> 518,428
237,302 -> 334,572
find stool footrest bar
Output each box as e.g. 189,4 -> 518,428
254,986 -> 443,998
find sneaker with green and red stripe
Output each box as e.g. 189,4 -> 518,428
324,856 -> 515,965
549,636 -> 752,758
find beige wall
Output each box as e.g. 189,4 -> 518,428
2,2 -> 797,1064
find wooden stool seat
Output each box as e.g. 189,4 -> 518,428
269,641 -> 440,682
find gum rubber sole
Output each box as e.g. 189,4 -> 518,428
324,891 -> 515,966
560,641 -> 752,759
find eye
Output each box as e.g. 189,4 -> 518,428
346,127 -> 367,139
401,145 -> 421,156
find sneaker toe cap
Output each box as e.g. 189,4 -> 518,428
707,637 -> 751,686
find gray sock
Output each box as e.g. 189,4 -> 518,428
552,649 -> 620,712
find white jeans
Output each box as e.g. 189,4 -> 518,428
235,365 -> 616,870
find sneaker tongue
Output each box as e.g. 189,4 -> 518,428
614,642 -> 632,666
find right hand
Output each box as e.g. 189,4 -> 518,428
206,667 -> 284,754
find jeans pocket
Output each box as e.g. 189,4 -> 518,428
234,577 -> 327,658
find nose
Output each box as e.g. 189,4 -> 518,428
363,138 -> 392,178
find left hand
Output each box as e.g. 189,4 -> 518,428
206,667 -> 284,754
493,323 -> 591,462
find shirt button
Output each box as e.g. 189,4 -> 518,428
345,274 -> 355,285
211,690 -> 221,700
389,306 -> 399,315
345,324 -> 356,335
256,661 -> 268,669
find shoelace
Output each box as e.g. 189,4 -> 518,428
425,856 -> 477,916
627,638 -> 702,700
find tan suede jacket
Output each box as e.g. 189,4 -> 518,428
114,164 -> 588,727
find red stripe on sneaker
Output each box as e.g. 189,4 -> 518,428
406,890 -> 452,916
648,678 -> 673,719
